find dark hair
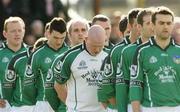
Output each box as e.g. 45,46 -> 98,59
137,8 -> 153,26
119,16 -> 128,35
92,14 -> 110,25
128,8 -> 142,26
152,6 -> 174,24
49,17 -> 66,33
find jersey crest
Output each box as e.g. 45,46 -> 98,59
104,63 -> 112,77
45,57 -> 52,64
130,64 -> 137,78
116,62 -> 123,77
2,57 -> 9,63
5,70 -> 16,82
54,60 -> 63,73
46,69 -> 53,81
25,65 -> 33,77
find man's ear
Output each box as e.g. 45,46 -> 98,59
84,36 -> 88,42
127,23 -> 132,31
46,30 -> 51,39
3,30 -> 7,39
137,24 -> 142,31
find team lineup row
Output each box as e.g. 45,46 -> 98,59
0,6 -> 180,112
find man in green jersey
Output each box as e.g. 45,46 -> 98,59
130,6 -> 180,112
119,8 -> 154,112
100,8 -> 142,112
0,17 -> 27,112
28,17 -> 69,112
92,14 -> 114,50
7,37 -> 49,112
7,47 -> 35,112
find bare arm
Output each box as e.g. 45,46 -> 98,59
131,100 -> 141,112
54,81 -> 67,103
108,97 -> 116,105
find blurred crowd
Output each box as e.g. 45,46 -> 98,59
0,0 -> 69,45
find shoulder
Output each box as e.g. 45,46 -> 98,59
9,51 -> 27,68
61,44 -> 83,61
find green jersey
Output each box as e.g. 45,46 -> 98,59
28,42 -> 68,111
51,53 -> 67,112
100,36 -> 131,112
116,38 -> 142,111
130,37 -> 180,107
7,47 -> 37,106
0,43 -> 27,103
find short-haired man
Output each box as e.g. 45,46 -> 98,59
67,18 -> 89,47
130,6 -> 180,112
92,14 -> 114,50
0,17 -> 27,111
28,17 -> 69,112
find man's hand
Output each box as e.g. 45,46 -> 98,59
0,99 -> 6,108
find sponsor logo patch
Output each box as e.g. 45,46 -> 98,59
149,56 -> 157,63
173,55 -> 180,64
130,65 -> 137,78
77,60 -> 88,69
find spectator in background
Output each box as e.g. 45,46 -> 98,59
110,11 -> 123,44
29,0 -> 68,25
0,0 -> 22,41
24,21 -> 50,46
172,17 -> 180,44
24,34 -> 36,46
30,20 -> 44,39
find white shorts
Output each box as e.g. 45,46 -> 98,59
10,105 -> 35,112
67,108 -> 106,112
33,101 -> 54,112
0,100 -> 11,112
106,107 -> 118,112
142,105 -> 180,112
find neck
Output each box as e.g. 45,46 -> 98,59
7,43 -> 22,52
47,41 -> 62,50
86,44 -> 97,56
129,35 -> 137,43
155,36 -> 171,49
141,35 -> 150,43
105,40 -> 109,46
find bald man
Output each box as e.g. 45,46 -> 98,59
53,25 -> 107,112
